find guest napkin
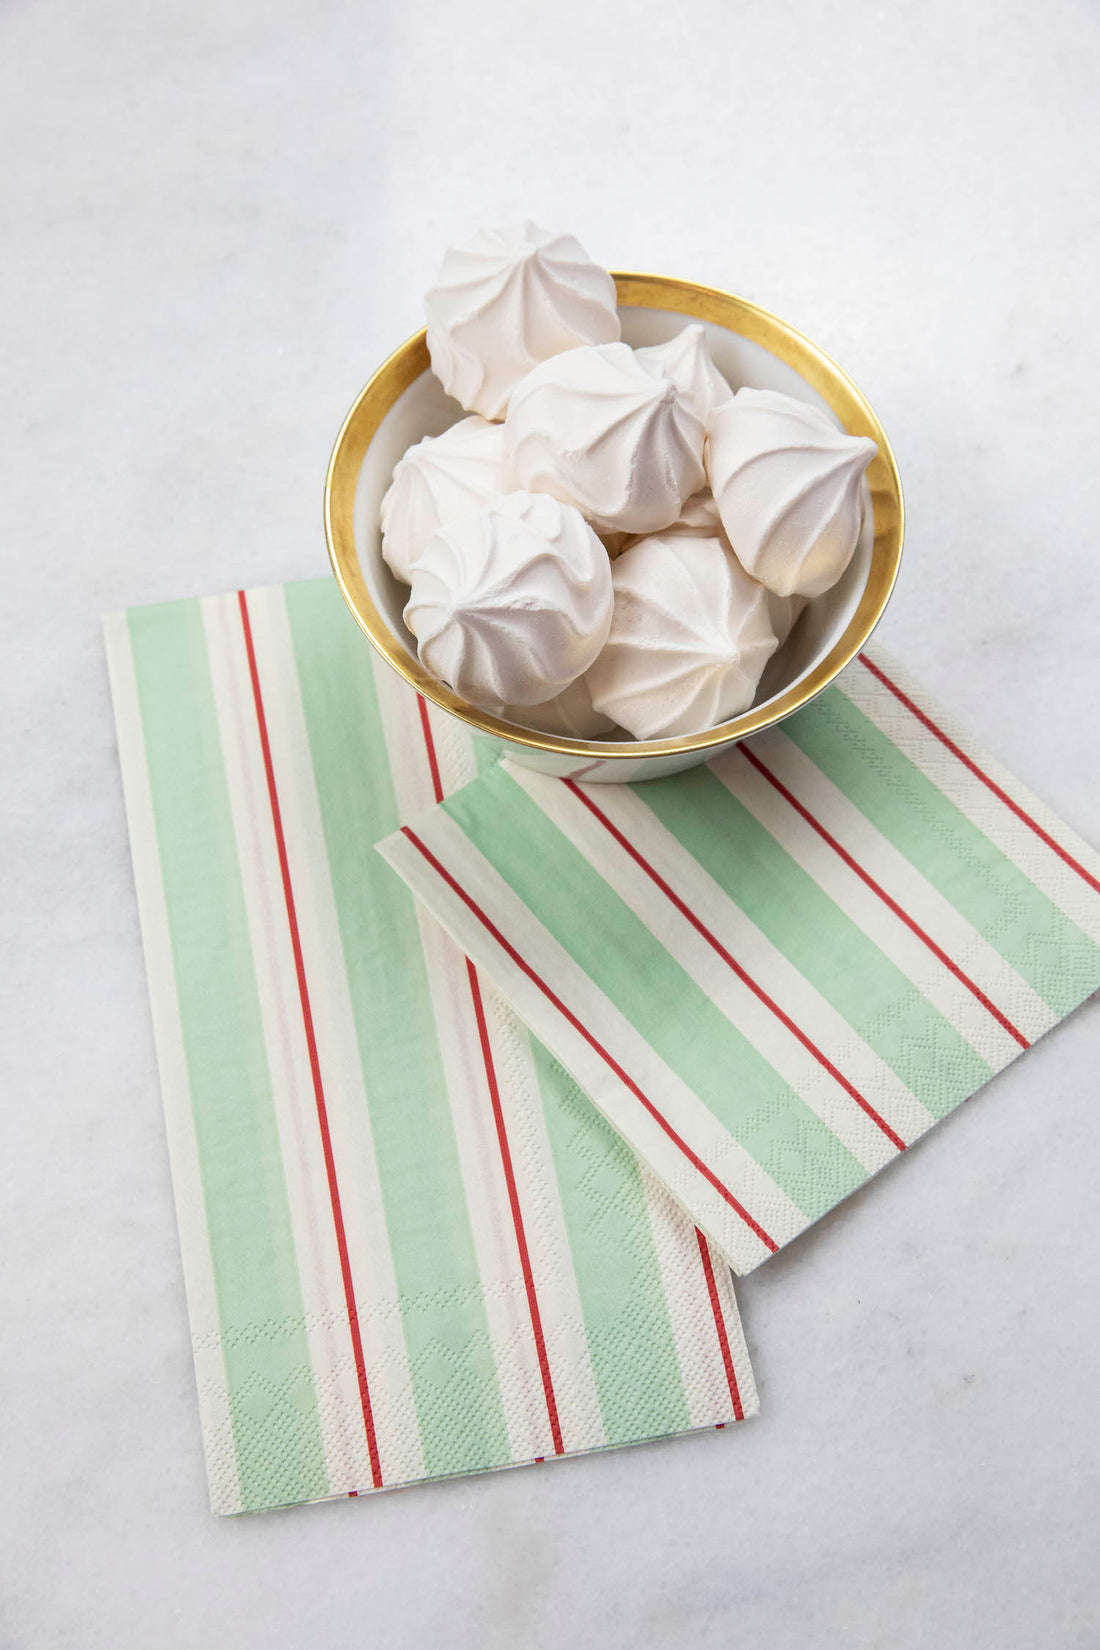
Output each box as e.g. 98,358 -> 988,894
104,580 -> 755,1516
379,645 -> 1100,1275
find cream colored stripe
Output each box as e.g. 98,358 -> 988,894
374,665 -> 604,1457
238,589 -> 425,1487
714,728 -> 1054,1058
637,1171 -> 756,1426
425,682 -> 607,1447
378,812 -> 806,1274
478,988 -> 608,1452
202,594 -> 371,1492
704,1237 -> 758,1419
840,649 -> 1100,946
507,764 -> 933,1167
103,612 -> 243,1516
372,663 -> 550,1459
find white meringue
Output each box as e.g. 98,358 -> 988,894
707,387 -> 877,599
611,489 -> 723,556
626,490 -> 806,643
767,590 -> 809,647
404,491 -> 613,710
585,533 -> 778,740
506,342 -> 706,536
660,488 -> 725,538
425,222 -> 621,420
635,323 -> 732,423
614,492 -> 808,645
380,416 -> 516,584
499,676 -> 616,739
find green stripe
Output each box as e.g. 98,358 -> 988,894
788,688 -> 1100,1018
284,582 -> 509,1477
127,600 -> 327,1513
443,764 -> 866,1219
528,1038 -> 690,1442
639,766 -> 992,1119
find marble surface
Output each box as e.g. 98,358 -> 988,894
3,1 -> 1100,1644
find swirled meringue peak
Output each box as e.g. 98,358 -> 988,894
585,533 -> 778,740
380,415 -> 516,584
663,488 -> 725,538
506,342 -> 707,535
500,676 -> 616,739
404,491 -> 613,710
635,323 -> 732,424
611,489 -> 725,558
425,222 -> 621,420
708,387 -> 877,599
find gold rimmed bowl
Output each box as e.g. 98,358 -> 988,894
325,274 -> 904,782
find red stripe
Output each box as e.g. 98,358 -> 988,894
398,825 -> 779,1256
739,745 -> 1031,1050
414,698 -> 564,1455
858,653 -> 1100,898
237,591 -> 383,1490
694,1229 -> 744,1421
563,780 -> 907,1153
465,957 -> 565,1455
416,694 -> 445,805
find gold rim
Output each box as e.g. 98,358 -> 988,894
324,273 -> 904,758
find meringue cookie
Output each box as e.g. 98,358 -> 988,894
707,387 -> 877,599
632,491 -> 805,643
404,491 -> 613,710
635,323 -> 732,423
425,222 -> 621,420
499,676 -> 616,739
661,488 -> 725,538
380,415 -> 516,584
767,591 -> 809,647
615,492 -> 807,645
506,342 -> 706,535
586,533 -> 778,740
611,489 -> 723,556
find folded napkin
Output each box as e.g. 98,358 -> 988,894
379,645 -> 1100,1275
104,579 -> 755,1516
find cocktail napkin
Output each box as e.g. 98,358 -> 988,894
104,579 -> 755,1516
379,645 -> 1100,1275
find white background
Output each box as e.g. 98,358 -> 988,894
3,1 -> 1099,1644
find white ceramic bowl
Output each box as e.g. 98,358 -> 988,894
326,274 -> 903,781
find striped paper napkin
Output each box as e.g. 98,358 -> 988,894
104,579 -> 755,1516
379,646 -> 1100,1276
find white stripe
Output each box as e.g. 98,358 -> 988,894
637,1171 -> 757,1425
703,1237 -> 757,1419
377,810 -> 807,1274
507,763 -> 934,1167
103,612 -> 243,1516
203,593 -> 364,1495
236,589 -> 426,1488
478,986 -> 608,1452
374,664 -> 554,1458
839,648 -> 1100,950
374,664 -> 604,1457
714,730 -> 1054,1060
